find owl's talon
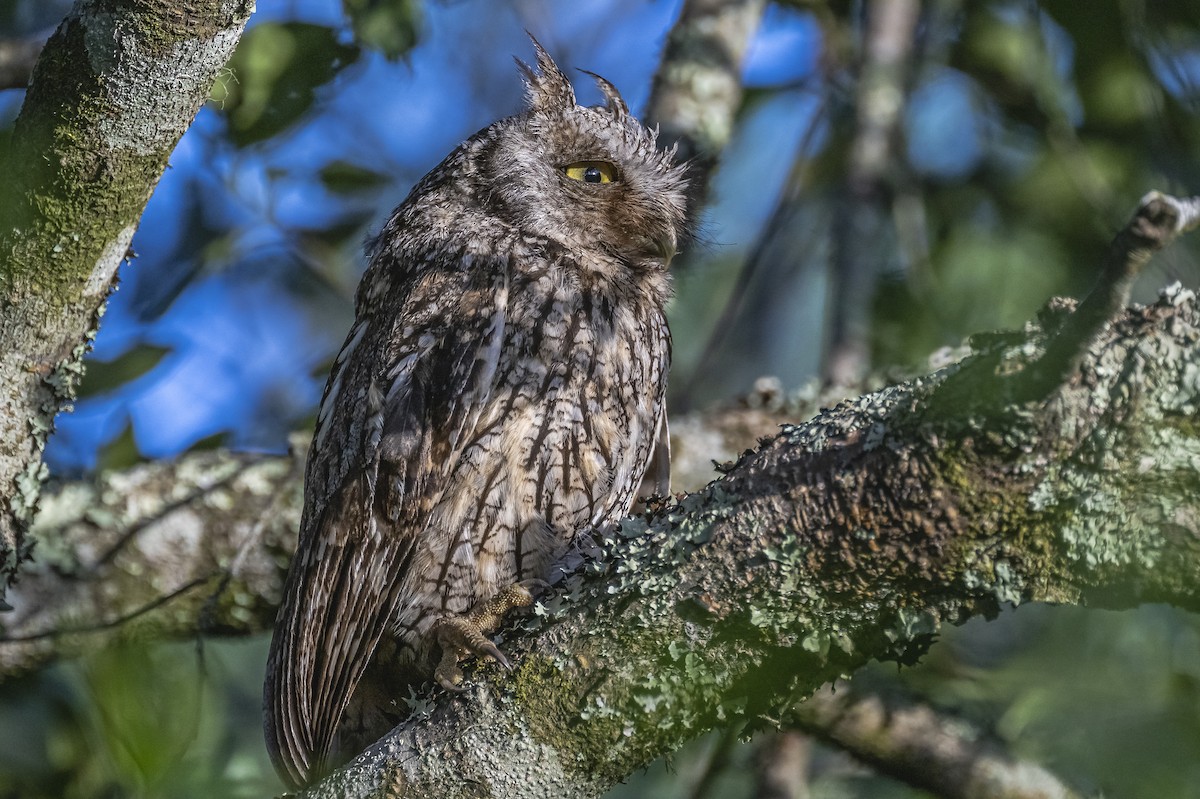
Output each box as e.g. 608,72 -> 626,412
478,640 -> 510,669
517,578 -> 551,594
430,581 -> 540,690
436,662 -> 468,693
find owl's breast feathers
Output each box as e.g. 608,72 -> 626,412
264,240 -> 669,786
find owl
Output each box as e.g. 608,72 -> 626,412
263,39 -> 691,787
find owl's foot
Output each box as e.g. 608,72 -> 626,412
432,579 -> 546,692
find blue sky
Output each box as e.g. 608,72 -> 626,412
8,0 -> 1196,472
34,0 -> 830,472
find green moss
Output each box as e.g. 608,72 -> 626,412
1,2 -> 251,298
511,652 -> 627,780
90,0 -> 246,53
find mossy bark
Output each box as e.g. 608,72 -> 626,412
298,284 -> 1200,799
0,0 -> 255,595
4,285 -> 1198,797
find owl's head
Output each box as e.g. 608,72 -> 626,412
475,39 -> 691,271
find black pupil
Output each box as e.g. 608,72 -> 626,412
583,166 -> 604,183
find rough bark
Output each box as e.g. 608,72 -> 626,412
0,0 -> 255,598
5,194 -> 1198,798
290,197 -> 1200,798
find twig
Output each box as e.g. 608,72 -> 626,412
675,84 -> 827,411
0,574 -> 215,642
1020,192 -> 1200,400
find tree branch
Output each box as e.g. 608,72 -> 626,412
646,0 -> 766,195
292,197 -> 1200,798
8,195 -> 1199,798
0,408 -> 780,679
0,0 -> 255,597
0,443 -> 304,677
791,683 -> 1084,799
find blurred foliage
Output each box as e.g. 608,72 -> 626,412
0,0 -> 70,35
76,347 -> 172,399
343,0 -> 422,60
1,0 -> 1199,796
318,159 -> 393,194
0,638 -> 277,799
679,0 -> 1200,401
215,22 -> 360,147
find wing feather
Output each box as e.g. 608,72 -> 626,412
264,257 -> 509,786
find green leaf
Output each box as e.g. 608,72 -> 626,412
318,159 -> 391,194
216,22 -> 360,147
95,422 -> 143,472
77,345 -> 171,398
343,0 -> 423,60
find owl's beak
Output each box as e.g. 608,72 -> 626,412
646,229 -> 677,265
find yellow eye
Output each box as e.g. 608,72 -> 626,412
564,161 -> 617,184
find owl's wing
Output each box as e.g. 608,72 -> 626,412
646,414 -> 671,496
265,260 -> 509,787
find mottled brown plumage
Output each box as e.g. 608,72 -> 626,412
263,40 -> 690,788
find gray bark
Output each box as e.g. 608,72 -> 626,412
0,0 -> 255,598
291,196 -> 1200,798
6,197 -> 1199,799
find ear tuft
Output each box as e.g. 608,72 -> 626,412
516,33 -> 576,112
579,69 -> 629,119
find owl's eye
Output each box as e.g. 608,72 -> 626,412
564,161 -> 617,184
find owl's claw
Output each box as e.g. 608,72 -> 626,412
431,581 -> 543,691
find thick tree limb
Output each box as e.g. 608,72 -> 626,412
290,196 -> 1200,797
5,196 -> 1198,797
0,0 -> 255,597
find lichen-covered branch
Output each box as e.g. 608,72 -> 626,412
0,410 -> 776,679
294,200 -> 1200,797
0,442 -> 305,678
0,0 -> 255,597
791,683 -> 1084,799
8,189 -> 1199,796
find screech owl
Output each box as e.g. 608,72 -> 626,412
263,39 -> 691,787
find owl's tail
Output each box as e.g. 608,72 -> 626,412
263,481 -> 407,788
